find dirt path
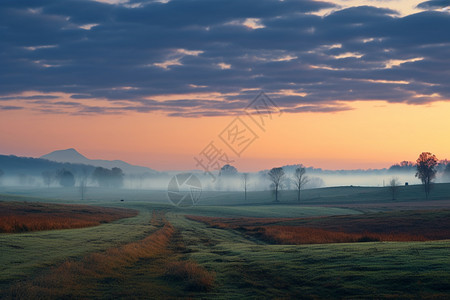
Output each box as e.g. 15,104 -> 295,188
4,211 -> 214,299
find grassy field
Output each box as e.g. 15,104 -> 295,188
187,209 -> 450,244
172,214 -> 450,299
6,212 -> 215,299
0,201 -> 137,233
2,182 -> 450,207
1,185 -> 450,298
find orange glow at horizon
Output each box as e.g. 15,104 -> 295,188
1,100 -> 450,172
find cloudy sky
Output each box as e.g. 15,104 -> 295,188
0,0 -> 449,171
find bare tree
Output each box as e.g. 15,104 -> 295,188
293,165 -> 309,202
79,167 -> 91,200
415,152 -> 438,200
268,167 -> 285,202
243,173 -> 248,201
388,177 -> 400,200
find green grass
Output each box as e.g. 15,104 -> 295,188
199,183 -> 450,206
0,207 -> 154,288
2,183 -> 450,208
177,204 -> 361,218
1,184 -> 450,298
169,213 -> 450,299
0,195 -> 358,289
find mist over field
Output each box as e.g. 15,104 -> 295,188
0,161 -> 447,191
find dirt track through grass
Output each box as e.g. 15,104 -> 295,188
3,211 -> 215,299
170,213 -> 450,299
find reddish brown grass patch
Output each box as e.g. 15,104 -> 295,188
9,219 -> 175,299
0,201 -> 137,233
165,261 -> 215,291
7,212 -> 216,298
187,211 -> 450,245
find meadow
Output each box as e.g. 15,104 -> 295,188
187,209 -> 450,244
0,201 -> 137,233
1,184 -> 450,298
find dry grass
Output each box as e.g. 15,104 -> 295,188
6,211 -> 215,299
250,226 -> 427,244
164,261 -> 216,291
0,201 -> 137,233
8,216 -> 175,299
186,212 -> 445,245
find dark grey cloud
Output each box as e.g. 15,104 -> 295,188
0,105 -> 24,110
417,0 -> 450,9
0,0 -> 449,117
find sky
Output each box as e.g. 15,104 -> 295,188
0,0 -> 449,171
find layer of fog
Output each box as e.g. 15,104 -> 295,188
1,170 -> 449,192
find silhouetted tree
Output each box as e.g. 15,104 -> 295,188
93,167 -> 109,187
93,167 -> 124,188
389,161 -> 415,172
41,170 -> 55,187
268,167 -> 285,202
293,164 -> 309,202
111,167 -> 124,187
415,152 -> 438,199
57,169 -> 75,187
219,164 -> 238,176
78,167 -> 91,200
388,177 -> 400,200
217,164 -> 238,191
243,173 -> 248,201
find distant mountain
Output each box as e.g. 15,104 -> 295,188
41,148 -> 156,175
41,148 -> 87,164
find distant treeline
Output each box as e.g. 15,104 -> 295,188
0,154 -> 95,176
0,155 -> 125,188
280,159 -> 450,174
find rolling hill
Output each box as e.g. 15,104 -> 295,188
41,148 -> 156,175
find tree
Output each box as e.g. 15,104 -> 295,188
78,167 -> 91,200
388,177 -> 400,200
111,167 -> 124,187
243,173 -> 248,201
415,152 -> 438,199
268,167 -> 285,202
41,170 -> 55,187
219,164 -> 238,176
217,164 -> 238,191
389,161 -> 415,172
57,169 -> 75,187
93,167 -> 109,187
93,167 -> 124,188
293,165 -> 309,202
0,169 -> 4,185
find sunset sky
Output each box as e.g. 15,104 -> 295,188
0,0 -> 449,171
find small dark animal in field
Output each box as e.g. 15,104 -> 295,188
120,199 -> 124,202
